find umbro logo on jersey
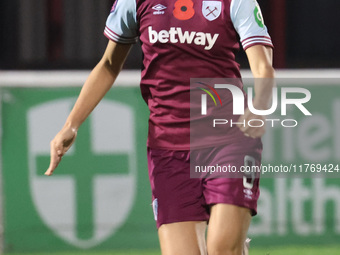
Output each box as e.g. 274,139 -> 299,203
148,26 -> 219,50
152,4 -> 167,15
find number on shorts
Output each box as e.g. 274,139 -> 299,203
243,155 -> 255,189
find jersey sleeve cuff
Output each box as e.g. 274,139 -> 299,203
104,26 -> 138,44
241,36 -> 274,51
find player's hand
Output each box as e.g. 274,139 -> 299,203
44,126 -> 77,176
237,108 -> 265,138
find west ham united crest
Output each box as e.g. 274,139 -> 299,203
202,1 -> 222,21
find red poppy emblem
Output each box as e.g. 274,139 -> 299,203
173,0 -> 195,20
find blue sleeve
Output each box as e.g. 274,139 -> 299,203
104,0 -> 138,44
230,0 -> 273,50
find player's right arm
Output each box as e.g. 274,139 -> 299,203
45,41 -> 132,176
45,0 -> 138,176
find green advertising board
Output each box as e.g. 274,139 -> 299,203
1,80 -> 340,252
1,87 -> 157,252
249,82 -> 340,246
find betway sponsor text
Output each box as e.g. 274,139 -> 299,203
148,26 -> 219,50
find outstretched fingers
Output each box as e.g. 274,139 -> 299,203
44,127 -> 77,176
45,141 -> 63,176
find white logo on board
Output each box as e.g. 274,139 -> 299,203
27,99 -> 137,248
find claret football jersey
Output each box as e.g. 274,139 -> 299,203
104,0 -> 273,149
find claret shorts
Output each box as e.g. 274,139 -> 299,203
147,138 -> 262,228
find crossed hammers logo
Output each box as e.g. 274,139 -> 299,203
206,6 -> 218,17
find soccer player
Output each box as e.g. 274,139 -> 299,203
45,0 -> 274,254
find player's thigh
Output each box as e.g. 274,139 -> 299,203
158,221 -> 207,255
207,204 -> 251,255
148,147 -> 209,227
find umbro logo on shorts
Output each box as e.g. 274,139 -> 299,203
243,189 -> 253,200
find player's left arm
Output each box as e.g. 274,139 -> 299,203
230,0 -> 275,138
237,45 -> 275,138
